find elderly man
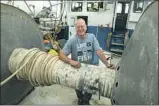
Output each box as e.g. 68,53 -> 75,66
58,18 -> 115,105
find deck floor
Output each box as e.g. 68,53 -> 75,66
19,84 -> 111,105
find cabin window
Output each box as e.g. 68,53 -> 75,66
87,2 -> 99,12
116,3 -> 122,13
133,0 -> 144,13
71,2 -> 83,12
125,3 -> 129,13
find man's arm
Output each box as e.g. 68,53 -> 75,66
54,39 -> 81,68
96,49 -> 109,66
58,50 -> 71,64
92,35 -> 115,69
58,50 -> 81,68
96,49 -> 114,68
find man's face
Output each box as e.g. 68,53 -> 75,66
75,20 -> 87,39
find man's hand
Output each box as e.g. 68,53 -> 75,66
69,60 -> 81,68
96,49 -> 116,70
58,51 -> 80,68
106,63 -> 116,69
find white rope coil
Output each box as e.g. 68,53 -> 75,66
8,48 -> 116,98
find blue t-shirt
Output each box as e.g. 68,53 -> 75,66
62,33 -> 101,65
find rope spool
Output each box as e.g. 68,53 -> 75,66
8,48 -> 116,98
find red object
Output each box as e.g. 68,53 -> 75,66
43,40 -> 50,44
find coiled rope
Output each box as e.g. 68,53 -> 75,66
5,48 -> 116,98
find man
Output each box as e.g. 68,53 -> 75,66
58,18 -> 115,105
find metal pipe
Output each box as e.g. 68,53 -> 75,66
48,0 -> 52,9
36,2 -> 64,17
24,0 -> 34,16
